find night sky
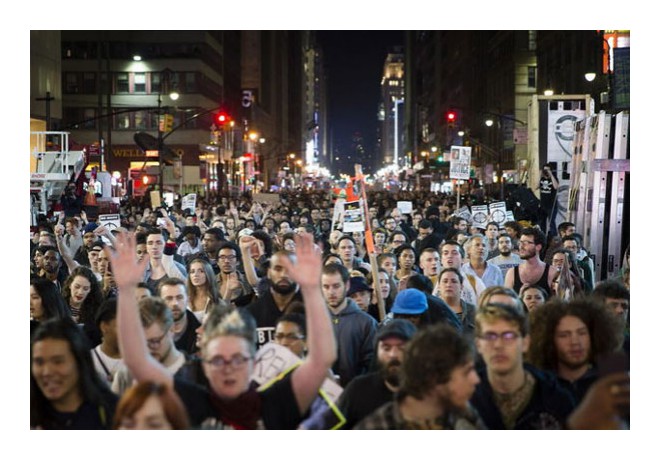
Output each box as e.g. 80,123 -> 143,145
316,31 -> 404,175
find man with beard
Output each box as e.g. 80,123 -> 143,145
158,278 -> 201,355
245,250 -> 303,348
321,263 -> 377,387
217,241 -> 253,307
489,234 -> 522,279
504,227 -> 555,297
355,323 -> 483,429
461,234 -> 503,288
593,280 -> 630,355
112,296 -> 186,395
527,297 -> 622,403
332,320 -> 416,429
470,303 -> 575,429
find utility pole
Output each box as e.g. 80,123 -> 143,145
35,92 -> 55,130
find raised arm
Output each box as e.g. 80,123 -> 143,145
238,235 -> 262,288
55,226 -> 79,275
108,232 -> 174,387
279,234 -> 337,415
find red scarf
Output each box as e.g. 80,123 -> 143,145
209,381 -> 262,429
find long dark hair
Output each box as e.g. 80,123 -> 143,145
30,276 -> 71,321
62,266 -> 103,325
30,318 -> 115,428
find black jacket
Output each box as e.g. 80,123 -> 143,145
471,363 -> 576,430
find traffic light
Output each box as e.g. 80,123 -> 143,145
446,110 -> 457,128
216,112 -> 231,125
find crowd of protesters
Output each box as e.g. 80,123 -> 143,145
30,184 -> 630,430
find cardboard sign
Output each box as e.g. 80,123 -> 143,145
182,193 -> 197,214
396,201 -> 413,214
150,190 -> 162,209
471,205 -> 489,229
253,193 -> 280,206
488,201 -> 508,226
342,200 -> 365,232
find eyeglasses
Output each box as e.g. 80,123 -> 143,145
204,355 -> 252,370
274,333 -> 304,341
218,255 -> 237,261
479,331 -> 520,343
146,330 -> 169,348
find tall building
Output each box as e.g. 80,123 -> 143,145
302,32 -> 328,170
59,30 -> 239,193
380,49 -> 405,166
241,31 -> 303,189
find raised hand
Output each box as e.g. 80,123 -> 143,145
105,232 -> 148,289
280,233 -> 322,290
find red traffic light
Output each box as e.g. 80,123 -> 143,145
216,112 -> 231,125
446,111 -> 456,122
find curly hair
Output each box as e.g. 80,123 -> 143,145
399,323 -> 474,399
62,266 -> 104,326
527,296 -> 622,372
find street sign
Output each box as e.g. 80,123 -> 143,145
449,146 -> 471,180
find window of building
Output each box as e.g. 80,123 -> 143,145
151,73 -> 161,94
134,73 -> 146,93
83,72 -> 96,94
184,72 -> 196,93
115,112 -> 131,129
116,73 -> 129,94
65,73 -> 79,94
528,66 -> 537,88
135,110 -> 147,130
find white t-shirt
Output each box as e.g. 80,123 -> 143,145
91,345 -> 123,385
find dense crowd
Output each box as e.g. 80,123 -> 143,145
30,186 -> 630,430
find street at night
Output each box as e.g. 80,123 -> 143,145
25,19 -> 638,453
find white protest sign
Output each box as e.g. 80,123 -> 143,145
252,343 -> 343,401
182,193 -> 197,214
342,200 -> 365,232
488,201 -> 508,226
449,146 -> 472,180
471,205 -> 489,229
98,214 -> 121,244
455,206 -> 473,225
396,201 -> 413,214
331,198 -> 345,231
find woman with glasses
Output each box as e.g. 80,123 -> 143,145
186,257 -> 220,323
111,232 -> 336,429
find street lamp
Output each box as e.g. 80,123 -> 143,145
156,69 -> 179,197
